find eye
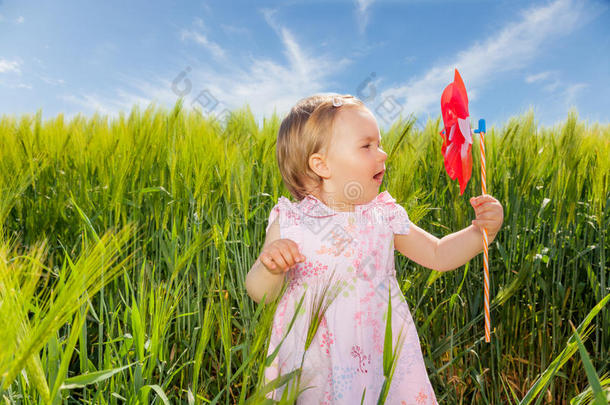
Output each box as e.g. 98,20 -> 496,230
362,144 -> 371,149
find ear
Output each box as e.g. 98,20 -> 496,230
309,152 -> 331,179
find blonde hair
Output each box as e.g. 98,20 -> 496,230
276,93 -> 365,201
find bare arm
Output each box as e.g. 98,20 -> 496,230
394,194 -> 503,272
394,222 -> 491,272
246,257 -> 287,304
245,218 -> 286,304
245,218 -> 305,304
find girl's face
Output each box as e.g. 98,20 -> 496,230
323,106 -> 387,207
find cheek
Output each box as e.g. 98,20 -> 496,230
330,149 -> 374,180
333,150 -> 358,169
360,150 -> 377,167
351,152 -> 372,171
349,152 -> 375,176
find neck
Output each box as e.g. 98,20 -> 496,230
310,190 -> 356,212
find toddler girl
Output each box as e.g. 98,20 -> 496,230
245,93 -> 503,404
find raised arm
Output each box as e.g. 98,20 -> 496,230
393,194 -> 503,272
394,222 -> 488,272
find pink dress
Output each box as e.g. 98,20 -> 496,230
262,191 -> 438,404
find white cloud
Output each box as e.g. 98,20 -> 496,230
355,0 -> 375,34
16,16 -> 24,24
38,75 -> 65,86
176,20 -> 351,122
59,75 -> 179,118
378,0 -> 593,121
564,83 -> 588,106
260,8 -> 280,33
113,77 -> 179,112
180,18 -> 228,62
187,9 -> 351,120
59,94 -> 116,116
542,81 -> 561,93
0,59 -> 21,74
64,9 -> 351,123
220,23 -> 250,37
0,59 -> 30,89
525,71 -> 554,83
0,81 -> 31,90
525,70 -> 562,92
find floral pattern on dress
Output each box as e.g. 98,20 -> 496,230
262,191 -> 438,404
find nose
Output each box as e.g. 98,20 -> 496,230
378,147 -> 387,163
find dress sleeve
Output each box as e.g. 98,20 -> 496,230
266,202 -> 281,234
265,197 -> 303,250
265,196 -> 296,234
387,202 -> 411,235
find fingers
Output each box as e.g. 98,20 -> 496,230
467,195 -> 502,225
473,207 -> 501,220
259,251 -> 285,272
472,219 -> 495,229
277,244 -> 297,268
471,196 -> 503,220
472,208 -> 503,223
260,239 -> 306,274
472,216 -> 503,234
467,196 -> 503,236
470,194 -> 499,207
284,239 -> 306,263
473,206 -> 492,217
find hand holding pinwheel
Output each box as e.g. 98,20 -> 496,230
470,194 -> 504,243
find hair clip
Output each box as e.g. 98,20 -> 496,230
332,96 -> 343,107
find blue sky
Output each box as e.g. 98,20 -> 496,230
0,0 -> 608,130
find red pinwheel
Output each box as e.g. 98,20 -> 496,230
439,69 -> 493,343
439,69 -> 473,195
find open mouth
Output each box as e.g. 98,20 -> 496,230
373,169 -> 385,182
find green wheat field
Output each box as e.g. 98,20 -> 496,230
0,100 -> 608,404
